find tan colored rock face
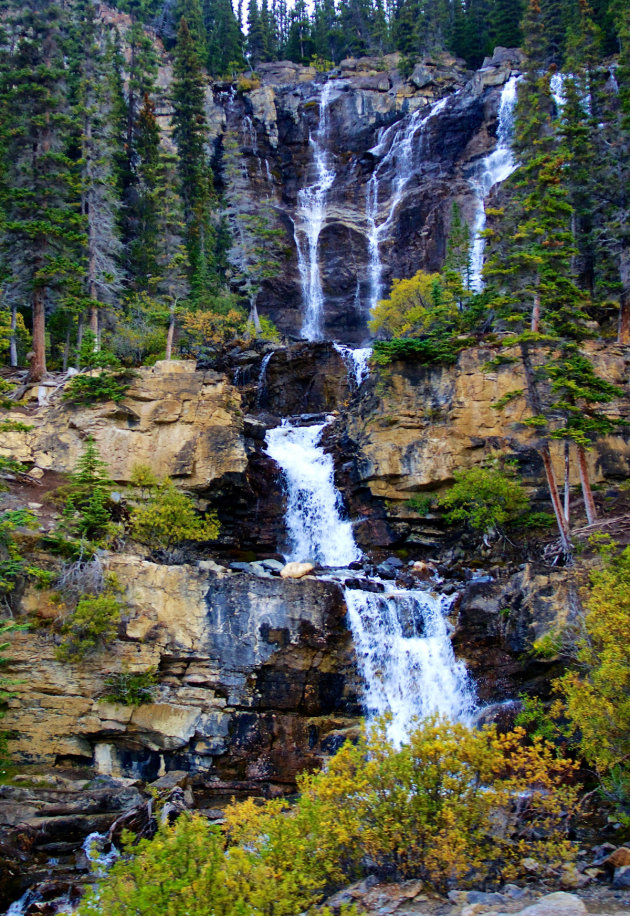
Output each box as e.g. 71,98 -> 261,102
0,361 -> 247,488
346,345 -> 630,500
4,556 -> 359,784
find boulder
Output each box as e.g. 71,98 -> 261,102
613,865 -> 630,888
514,892 -> 587,916
280,561 -> 315,579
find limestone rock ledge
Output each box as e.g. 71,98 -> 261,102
1,360 -> 247,488
344,343 -> 630,502
5,556 -> 361,790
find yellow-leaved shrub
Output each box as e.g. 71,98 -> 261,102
74,717 -> 579,915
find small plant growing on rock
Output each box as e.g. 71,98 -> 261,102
131,479 -> 219,560
56,588 -> 122,662
63,332 -> 136,407
104,667 -> 158,706
439,461 -> 529,538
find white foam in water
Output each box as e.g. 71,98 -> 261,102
295,82 -> 337,341
266,418 -> 475,743
333,344 -> 373,386
366,96 -> 450,314
469,77 -> 519,291
265,421 -> 360,567
345,586 -> 475,746
82,831 -> 119,878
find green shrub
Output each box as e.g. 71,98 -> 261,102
131,480 -> 219,558
104,667 -> 157,706
63,368 -> 136,406
0,620 -> 27,775
75,717 -> 578,912
56,592 -> 122,661
439,463 -> 529,536
372,336 -> 469,366
406,494 -> 434,516
0,509 -> 48,596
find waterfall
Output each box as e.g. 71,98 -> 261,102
345,587 -> 474,746
265,418 -> 475,743
256,351 -> 274,408
265,421 -> 360,567
469,77 -> 519,292
366,96 -> 450,314
295,82 -> 337,341
333,343 -> 373,387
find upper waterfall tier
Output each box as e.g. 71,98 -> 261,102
211,50 -> 525,345
468,76 -> 519,290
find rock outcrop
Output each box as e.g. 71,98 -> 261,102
340,342 -> 630,511
5,556 -> 361,789
2,361 -> 247,490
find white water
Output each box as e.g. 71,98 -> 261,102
82,831 -> 119,878
366,96 -> 450,314
295,82 -> 337,341
265,421 -> 360,566
469,77 -> 519,291
550,72 -> 567,112
265,418 -> 474,743
256,351 -> 273,407
345,586 -> 474,745
333,344 -> 373,387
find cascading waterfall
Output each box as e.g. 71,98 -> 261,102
333,343 -> 373,387
294,82 -> 337,341
256,351 -> 274,408
265,418 -> 475,743
365,96 -> 450,314
265,421 -> 360,567
469,77 -> 519,291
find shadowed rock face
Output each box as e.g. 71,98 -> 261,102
5,559 -> 362,791
210,51 -> 524,344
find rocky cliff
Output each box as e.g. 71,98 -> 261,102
206,48 -> 524,342
4,344 -> 629,785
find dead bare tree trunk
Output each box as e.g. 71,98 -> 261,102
520,342 -> 572,553
9,303 -> 18,367
540,443 -> 573,553
564,439 -> 570,525
577,444 -> 597,525
165,302 -> 177,361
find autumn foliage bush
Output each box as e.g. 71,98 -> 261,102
74,718 -> 578,915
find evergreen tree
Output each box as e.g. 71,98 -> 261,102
204,0 -> 245,75
490,0 -> 525,50
247,0 -> 267,64
0,0 -> 85,382
69,0 -> 124,346
172,16 -> 216,303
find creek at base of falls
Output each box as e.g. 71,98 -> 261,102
264,416 -> 475,743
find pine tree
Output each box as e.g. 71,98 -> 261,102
69,0 -> 124,346
172,16 -> 216,304
247,0 -> 267,63
204,0 -> 245,75
490,0 -> 525,49
0,0 -> 85,382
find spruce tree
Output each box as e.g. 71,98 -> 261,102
172,16 -> 216,304
0,0 -> 85,382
